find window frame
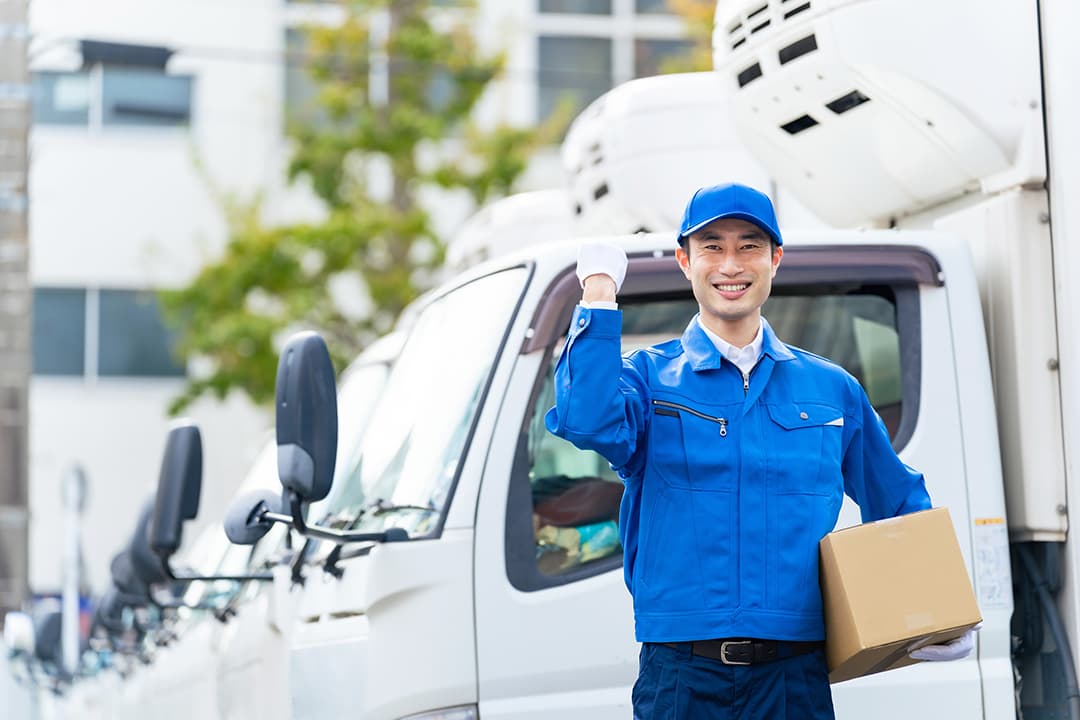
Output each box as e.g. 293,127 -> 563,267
31,285 -> 187,380
32,65 -> 193,130
506,244 -> 937,592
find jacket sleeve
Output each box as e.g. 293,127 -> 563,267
544,305 -> 649,474
841,382 -> 932,522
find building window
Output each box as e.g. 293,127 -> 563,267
98,290 -> 185,378
31,72 -> 91,126
31,288 -> 185,379
634,37 -> 693,77
534,3 -> 691,121
32,289 -> 86,376
284,28 -> 321,128
101,69 -> 192,127
32,68 -> 192,128
635,0 -> 673,13
538,36 -> 613,122
539,0 -> 613,13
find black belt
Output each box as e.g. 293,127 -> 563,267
660,639 -> 823,666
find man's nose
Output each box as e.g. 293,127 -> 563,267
718,253 -> 742,275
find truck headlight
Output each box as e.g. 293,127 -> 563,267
397,705 -> 478,720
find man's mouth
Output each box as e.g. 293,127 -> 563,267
713,282 -> 751,294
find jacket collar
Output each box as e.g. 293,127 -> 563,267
681,314 -> 795,371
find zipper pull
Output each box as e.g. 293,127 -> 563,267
742,371 -> 750,394
719,418 -> 728,437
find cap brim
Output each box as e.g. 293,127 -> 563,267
679,211 -> 782,246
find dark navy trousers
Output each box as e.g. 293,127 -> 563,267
632,642 -> 836,719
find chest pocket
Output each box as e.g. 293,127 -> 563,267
765,402 -> 844,494
649,399 -> 738,492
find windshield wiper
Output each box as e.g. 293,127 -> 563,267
365,498 -> 438,517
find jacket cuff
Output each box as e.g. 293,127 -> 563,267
570,304 -> 622,339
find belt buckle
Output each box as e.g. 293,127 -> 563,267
720,640 -> 754,666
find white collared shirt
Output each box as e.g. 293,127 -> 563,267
697,316 -> 763,377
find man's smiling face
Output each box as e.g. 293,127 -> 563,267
676,217 -> 783,342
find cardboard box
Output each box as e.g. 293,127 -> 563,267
819,507 -> 982,683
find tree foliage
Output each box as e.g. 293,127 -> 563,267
162,0 -> 563,413
661,0 -> 715,74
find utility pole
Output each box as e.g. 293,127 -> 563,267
0,0 -> 31,618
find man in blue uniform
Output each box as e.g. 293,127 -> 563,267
545,183 -> 976,718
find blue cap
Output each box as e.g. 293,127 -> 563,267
677,183 -> 783,247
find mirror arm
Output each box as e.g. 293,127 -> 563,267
171,572 -> 274,582
322,544 -> 345,578
162,563 -> 273,583
266,490 -> 409,545
290,538 -> 312,586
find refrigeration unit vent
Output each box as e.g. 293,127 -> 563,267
783,2 -> 811,19
726,1 -> 813,50
778,34 -> 817,65
780,114 -> 819,134
826,90 -> 871,115
737,62 -> 763,87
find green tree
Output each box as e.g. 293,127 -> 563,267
163,0 -> 564,413
660,0 -> 715,74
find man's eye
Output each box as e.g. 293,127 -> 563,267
741,243 -> 762,251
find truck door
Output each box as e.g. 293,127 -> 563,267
473,237 -> 986,719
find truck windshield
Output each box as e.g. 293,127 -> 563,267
306,358 -> 396,528
319,267 -> 529,537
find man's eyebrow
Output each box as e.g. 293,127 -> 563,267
740,230 -> 766,240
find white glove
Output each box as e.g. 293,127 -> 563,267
577,242 -> 628,293
908,623 -> 981,661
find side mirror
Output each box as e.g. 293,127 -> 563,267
32,611 -> 63,666
129,499 -> 170,586
248,332 -> 408,553
91,590 -> 127,636
3,611 -> 35,656
224,490 -> 280,546
149,421 -> 203,560
109,550 -> 149,604
276,332 -> 338,503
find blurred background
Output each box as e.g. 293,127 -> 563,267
7,0 -> 699,602
0,0 -> 750,671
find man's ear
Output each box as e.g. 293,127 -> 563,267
676,245 -> 691,280
771,245 -> 783,278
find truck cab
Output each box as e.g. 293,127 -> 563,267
251,227 -> 1005,719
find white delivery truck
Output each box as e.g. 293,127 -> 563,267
226,226 -> 998,719
214,0 -> 1080,718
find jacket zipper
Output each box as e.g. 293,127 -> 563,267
653,399 -> 728,437
742,371 -> 749,395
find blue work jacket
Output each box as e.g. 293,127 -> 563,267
545,306 -> 932,643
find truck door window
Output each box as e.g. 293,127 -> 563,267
766,289 -> 904,436
508,285 -> 910,591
